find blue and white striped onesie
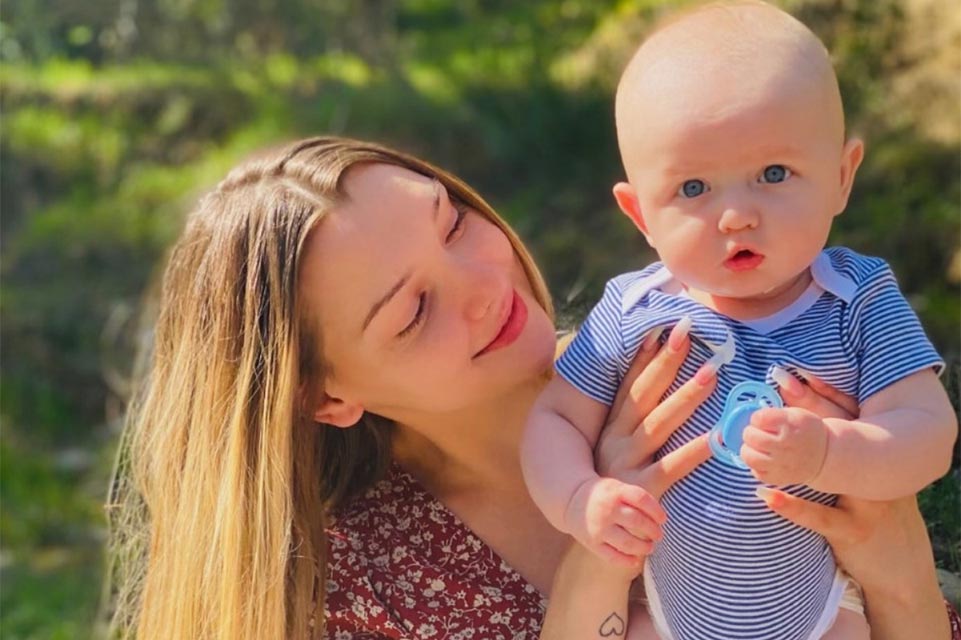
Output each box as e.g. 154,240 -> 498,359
555,248 -> 944,640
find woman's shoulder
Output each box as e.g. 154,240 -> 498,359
326,462 -> 486,573
324,462 -> 546,638
328,462 -> 419,536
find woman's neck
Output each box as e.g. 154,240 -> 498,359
391,376 -> 546,500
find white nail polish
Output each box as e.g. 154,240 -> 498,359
771,365 -> 802,396
642,326 -> 666,351
770,365 -> 792,387
668,316 -> 693,352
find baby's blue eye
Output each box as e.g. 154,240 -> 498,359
760,165 -> 791,183
679,179 -> 708,198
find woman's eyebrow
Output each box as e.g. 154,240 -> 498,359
361,179 -> 441,334
362,272 -> 411,333
432,178 -> 441,220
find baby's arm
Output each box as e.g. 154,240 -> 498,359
743,368 -> 956,500
814,368 -> 956,498
522,376 -> 665,565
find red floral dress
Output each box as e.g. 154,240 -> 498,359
323,463 -> 547,639
949,601 -> 961,639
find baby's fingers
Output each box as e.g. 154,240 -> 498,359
742,424 -> 777,453
618,484 -> 667,524
605,526 -> 656,558
615,505 -> 664,542
740,445 -> 774,480
596,542 -> 647,571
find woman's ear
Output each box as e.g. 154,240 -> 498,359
613,182 -> 655,247
311,393 -> 365,428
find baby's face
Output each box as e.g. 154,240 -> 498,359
619,63 -> 862,303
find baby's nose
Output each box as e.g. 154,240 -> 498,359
718,203 -> 760,232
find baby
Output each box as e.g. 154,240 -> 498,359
522,2 -> 957,639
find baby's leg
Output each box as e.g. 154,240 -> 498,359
820,609 -> 870,639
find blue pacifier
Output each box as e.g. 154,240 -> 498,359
709,381 -> 783,468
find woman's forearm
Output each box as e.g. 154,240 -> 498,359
852,497 -> 952,640
858,528 -> 951,640
540,543 -> 647,640
863,577 -> 950,640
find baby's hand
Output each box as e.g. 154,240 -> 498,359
740,407 -> 829,486
565,476 -> 667,568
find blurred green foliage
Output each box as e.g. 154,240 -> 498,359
1,0 -> 958,636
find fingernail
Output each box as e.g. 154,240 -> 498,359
642,326 -> 665,352
668,316 -> 692,352
694,362 -> 717,386
771,366 -> 804,397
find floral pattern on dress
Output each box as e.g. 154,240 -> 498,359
324,463 -> 548,639
949,600 -> 961,640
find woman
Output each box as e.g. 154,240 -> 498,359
107,136 -> 956,639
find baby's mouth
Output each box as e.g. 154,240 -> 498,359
724,248 -> 765,271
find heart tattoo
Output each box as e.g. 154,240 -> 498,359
599,612 -> 626,637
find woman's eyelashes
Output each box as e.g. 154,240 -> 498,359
398,293 -> 427,338
395,200 -> 468,340
446,200 -> 468,242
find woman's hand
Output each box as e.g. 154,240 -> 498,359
568,322 -> 715,579
757,372 -> 952,640
596,322 -> 718,482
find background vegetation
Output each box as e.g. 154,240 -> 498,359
2,0 -> 958,637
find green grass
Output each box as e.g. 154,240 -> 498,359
1,549 -> 102,640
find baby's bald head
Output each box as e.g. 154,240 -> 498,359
615,1 -> 844,183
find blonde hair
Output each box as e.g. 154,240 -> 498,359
105,136 -> 553,639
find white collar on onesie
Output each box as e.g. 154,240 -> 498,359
620,250 -> 858,335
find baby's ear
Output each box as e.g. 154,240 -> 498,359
835,138 -> 865,216
613,182 -> 655,247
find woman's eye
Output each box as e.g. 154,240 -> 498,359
398,293 -> 426,338
446,201 -> 468,242
678,179 -> 708,198
760,165 -> 791,184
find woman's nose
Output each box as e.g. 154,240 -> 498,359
460,264 -> 503,322
465,295 -> 493,322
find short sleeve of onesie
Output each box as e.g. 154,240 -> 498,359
844,257 -> 945,403
555,276 -> 629,406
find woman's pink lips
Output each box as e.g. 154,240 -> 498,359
476,291 -> 527,357
724,251 -> 765,271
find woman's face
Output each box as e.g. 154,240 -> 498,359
299,164 -> 556,423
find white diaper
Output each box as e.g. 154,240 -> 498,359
639,565 -> 865,640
